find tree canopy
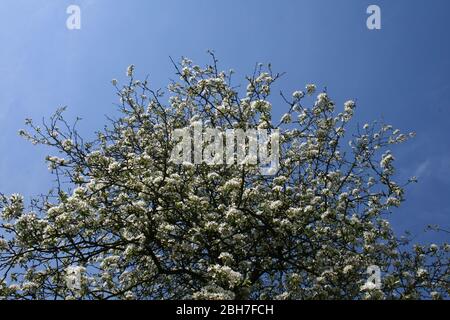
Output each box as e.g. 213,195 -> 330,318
0,54 -> 448,300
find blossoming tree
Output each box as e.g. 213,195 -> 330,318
0,54 -> 448,300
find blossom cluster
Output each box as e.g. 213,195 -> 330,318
0,54 -> 447,300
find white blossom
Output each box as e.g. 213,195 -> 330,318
126,64 -> 135,77
292,91 -> 304,99
280,113 -> 292,124
305,84 -> 316,95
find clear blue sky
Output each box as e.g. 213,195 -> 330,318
0,0 -> 449,243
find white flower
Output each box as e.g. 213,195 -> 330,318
292,103 -> 301,112
339,192 -> 349,200
272,185 -> 283,193
380,152 -> 394,168
269,200 -> 283,210
431,291 -> 441,300
416,268 -> 428,278
208,265 -> 243,286
218,252 -> 234,265
305,84 -> 316,95
343,265 -> 353,274
344,100 -> 356,112
22,281 -> 38,291
192,284 -> 235,300
62,139 -> 73,150
386,197 -> 400,207
1,194 -> 24,220
360,281 -> 378,291
127,64 -> 135,77
275,292 -> 290,300
182,161 -> 194,169
292,91 -> 304,99
273,176 -> 287,185
250,100 -> 271,112
280,113 -> 292,124
207,172 -> 220,180
223,178 -> 242,191
317,92 -> 327,101
225,207 -> 242,220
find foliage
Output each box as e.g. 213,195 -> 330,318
0,54 -> 448,300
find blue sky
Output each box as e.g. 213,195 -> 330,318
0,0 -> 449,243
